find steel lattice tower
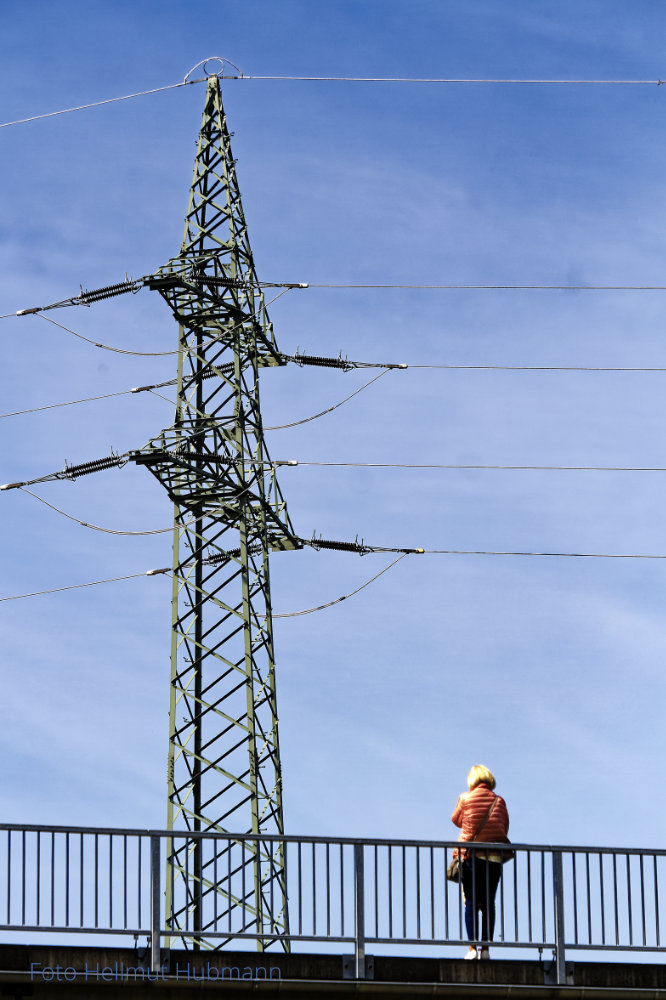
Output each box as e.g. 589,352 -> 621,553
134,76 -> 299,947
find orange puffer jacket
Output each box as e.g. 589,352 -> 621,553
451,782 -> 509,859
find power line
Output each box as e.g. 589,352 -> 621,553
409,364 -> 666,372
6,542 -> 666,606
305,283 -> 666,291
0,570 -> 168,603
0,76 -> 211,130
422,548 -> 666,559
1,71 -> 663,132
0,380 -> 178,420
9,456 -> 666,492
265,369 -> 391,430
277,461 -> 666,472
37,314 -> 179,357
6,359 -> 666,425
236,75 -> 666,85
19,488 -> 173,535
273,553 -> 408,617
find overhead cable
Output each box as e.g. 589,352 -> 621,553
409,364 -> 666,372
422,548 -> 666,559
0,76 -> 212,130
19,488 -> 173,535
276,461 -> 666,472
304,282 -> 666,291
6,542 -> 666,606
11,456 -> 666,489
0,379 -> 178,421
37,313 -> 179,357
232,75 -> 666,85
265,370 -> 392,430
9,286 -> 294,359
1,70 -> 663,132
272,553 -> 409,617
7,359 -> 666,425
0,571 -> 168,603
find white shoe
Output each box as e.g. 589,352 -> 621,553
464,947 -> 478,960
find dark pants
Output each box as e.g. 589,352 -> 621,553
461,858 -> 502,942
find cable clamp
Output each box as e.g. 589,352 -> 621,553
146,567 -> 170,576
0,481 -> 24,491
273,459 -> 298,467
16,307 -> 42,316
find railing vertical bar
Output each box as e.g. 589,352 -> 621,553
50,831 -> 55,927
443,847 -> 449,940
79,833 -> 84,928
416,846 -> 421,940
626,854 -> 633,946
585,852 -> 592,945
527,850 -> 532,942
241,840 -> 246,933
21,830 -> 26,926
213,842 -> 218,931
138,836 -> 142,930
166,838 -> 172,937
94,833 -> 99,928
297,840 -> 302,936
270,839 -> 275,939
639,854 -> 646,947
599,852 -> 606,944
388,846 -> 393,939
326,843 -> 331,937
109,836 -> 113,928
227,840 -> 232,935
184,839 -> 189,933
312,842 -> 317,936
123,836 -> 127,930
65,833 -> 69,927
374,845 -> 379,938
430,846 -> 435,940
513,850 -> 519,942
654,855 -> 660,947
340,844 -> 345,937
499,850 -> 505,943
484,856 -> 490,946
540,850 -> 546,942
572,853 -> 578,944
460,852 -> 466,943
613,854 -> 619,946
36,831 -> 41,924
6,831 -> 11,924
402,845 -> 406,939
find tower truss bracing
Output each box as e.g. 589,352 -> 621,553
133,76 -> 300,948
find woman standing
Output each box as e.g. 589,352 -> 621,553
451,765 -> 510,960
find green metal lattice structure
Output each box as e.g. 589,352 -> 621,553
133,76 -> 300,947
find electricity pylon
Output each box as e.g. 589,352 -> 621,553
134,76 -> 299,947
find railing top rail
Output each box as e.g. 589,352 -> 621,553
0,822 -> 663,857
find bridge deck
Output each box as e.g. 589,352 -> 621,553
1,945 -> 665,999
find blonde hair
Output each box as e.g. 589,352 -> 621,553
467,765 -> 496,791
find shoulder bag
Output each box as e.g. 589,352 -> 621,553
446,796 -> 498,883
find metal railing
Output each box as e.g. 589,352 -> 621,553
1,823 -> 665,986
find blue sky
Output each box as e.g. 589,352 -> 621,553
2,1 -> 666,855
